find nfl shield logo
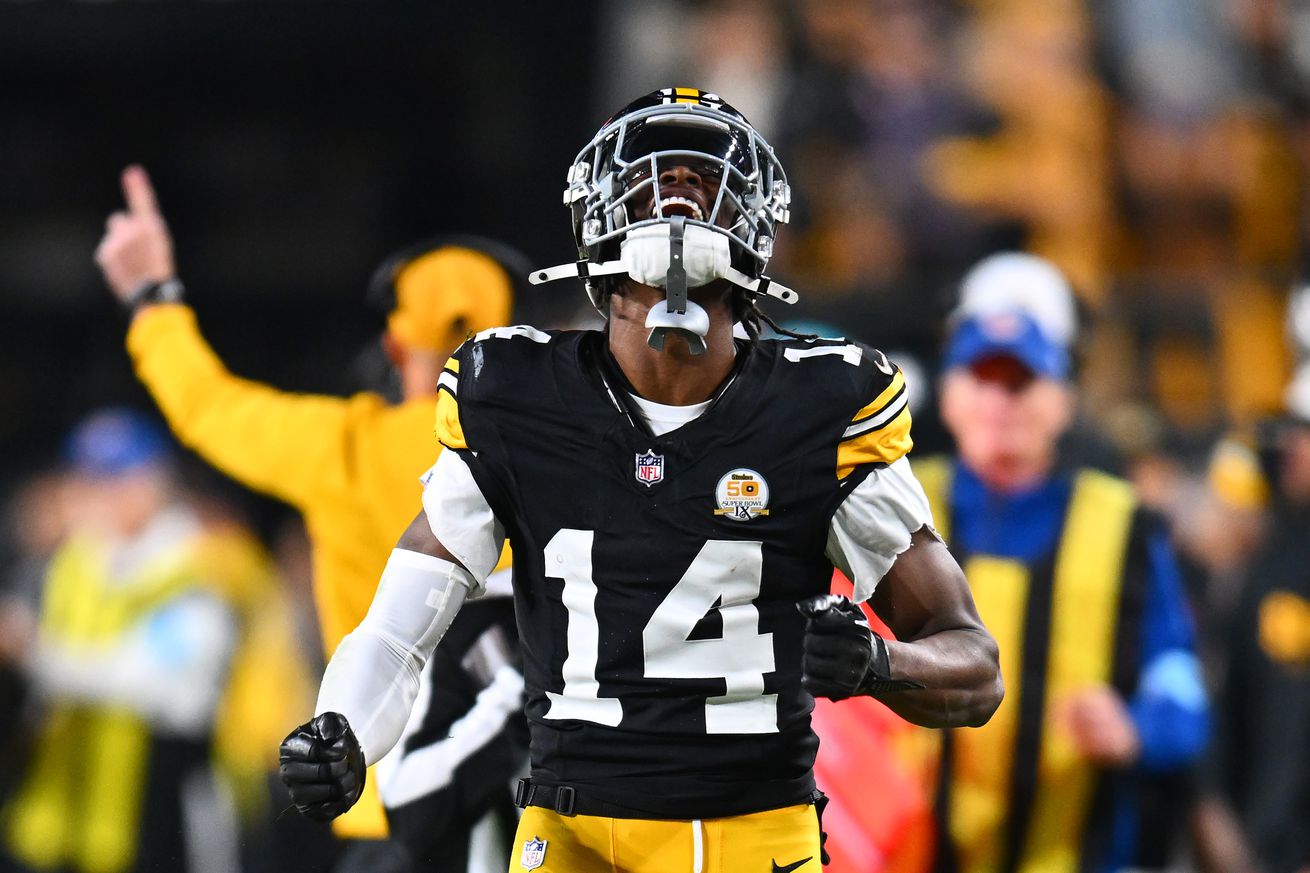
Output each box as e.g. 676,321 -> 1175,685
520,837 -> 547,870
635,450 -> 664,487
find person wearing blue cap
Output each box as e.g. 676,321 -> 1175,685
904,255 -> 1208,873
0,407 -> 276,873
64,407 -> 174,477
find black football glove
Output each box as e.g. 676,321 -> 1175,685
797,594 -> 924,700
278,712 -> 366,822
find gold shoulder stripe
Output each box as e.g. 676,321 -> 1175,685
433,386 -> 467,450
850,370 -> 905,425
437,355 -> 461,397
836,405 -> 912,480
844,388 -> 908,443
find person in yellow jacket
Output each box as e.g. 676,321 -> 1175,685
94,166 -> 525,873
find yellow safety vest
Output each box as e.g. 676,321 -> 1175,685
1,525 -> 272,873
912,457 -> 1142,873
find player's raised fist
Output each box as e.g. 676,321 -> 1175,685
797,594 -> 875,700
94,165 -> 176,301
278,712 -> 367,822
798,595 -> 926,699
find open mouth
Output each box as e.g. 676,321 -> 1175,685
654,195 -> 705,221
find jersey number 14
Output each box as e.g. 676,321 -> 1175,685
542,529 -> 779,734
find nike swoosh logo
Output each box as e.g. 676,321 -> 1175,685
772,857 -> 812,873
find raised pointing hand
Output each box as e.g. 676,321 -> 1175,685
94,165 -> 176,302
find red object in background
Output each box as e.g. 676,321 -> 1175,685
812,572 -> 935,873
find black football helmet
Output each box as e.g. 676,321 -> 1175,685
531,87 -> 795,316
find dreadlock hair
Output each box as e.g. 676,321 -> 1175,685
599,278 -> 818,344
732,287 -> 818,343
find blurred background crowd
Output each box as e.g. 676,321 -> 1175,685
2,1 -> 1310,872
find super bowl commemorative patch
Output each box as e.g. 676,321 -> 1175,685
635,449 -> 665,487
521,836 -> 547,870
715,468 -> 770,521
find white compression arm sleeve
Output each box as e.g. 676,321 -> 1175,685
315,549 -> 474,765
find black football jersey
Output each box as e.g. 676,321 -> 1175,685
434,326 -> 912,819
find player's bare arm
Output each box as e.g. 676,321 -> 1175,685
393,506 -> 458,557
798,526 -> 1002,729
866,527 -> 1002,727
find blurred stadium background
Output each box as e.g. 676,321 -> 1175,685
4,0 -> 1308,510
0,3 -> 597,509
3,1 -> 1310,872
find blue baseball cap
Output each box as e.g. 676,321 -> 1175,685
944,311 -> 1070,380
65,408 -> 173,477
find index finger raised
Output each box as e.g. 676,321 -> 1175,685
122,165 -> 160,216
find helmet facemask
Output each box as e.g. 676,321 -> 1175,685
532,89 -> 796,354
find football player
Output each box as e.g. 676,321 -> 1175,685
280,88 -> 1003,873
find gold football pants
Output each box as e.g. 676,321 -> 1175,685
507,802 -> 822,873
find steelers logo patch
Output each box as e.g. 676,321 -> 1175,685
714,469 -> 770,521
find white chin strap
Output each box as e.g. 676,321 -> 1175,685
530,221 -> 797,355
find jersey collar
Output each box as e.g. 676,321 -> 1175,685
591,334 -> 754,441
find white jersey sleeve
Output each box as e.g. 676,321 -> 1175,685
826,456 -> 935,602
420,450 -> 506,596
